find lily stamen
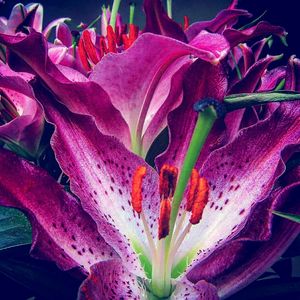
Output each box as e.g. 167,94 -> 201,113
131,163 -> 210,297
78,30 -> 100,72
159,164 -> 178,199
158,198 -> 172,240
131,166 -> 157,260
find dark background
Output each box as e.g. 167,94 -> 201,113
0,0 -> 299,299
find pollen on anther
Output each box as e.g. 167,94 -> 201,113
131,166 -> 147,214
159,164 -> 178,199
158,198 -> 171,239
186,168 -> 199,212
190,177 -> 209,225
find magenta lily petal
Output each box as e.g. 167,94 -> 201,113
188,181 -> 300,299
90,32 -> 229,154
172,102 -> 300,276
172,280 -> 218,300
79,259 -> 219,300
0,149 -> 117,273
6,3 -> 26,34
229,55 -> 281,93
34,82 -> 160,277
225,55 -> 282,141
186,9 -> 251,41
43,17 -> 71,39
258,66 -> 286,91
285,55 -> 300,90
143,0 -> 187,42
25,3 -> 44,32
48,44 -> 68,64
156,59 -> 228,170
1,3 -> 43,35
78,260 -> 142,300
141,62 -> 190,154
0,31 -> 131,149
0,64 -> 44,155
223,21 -> 287,48
56,22 -> 72,47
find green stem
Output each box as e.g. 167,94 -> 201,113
167,0 -> 172,18
129,2 -> 135,24
165,107 -> 216,250
109,0 -> 122,29
224,91 -> 300,111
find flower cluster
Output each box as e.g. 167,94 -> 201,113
0,1 -> 299,299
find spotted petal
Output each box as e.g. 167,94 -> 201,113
78,260 -> 142,300
187,182 -> 300,299
171,280 -> 218,300
171,102 -> 300,278
0,149 -> 117,274
34,82 -> 161,277
78,259 -> 219,300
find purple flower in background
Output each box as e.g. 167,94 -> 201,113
0,63 -> 44,157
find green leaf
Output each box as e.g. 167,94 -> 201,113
224,91 -> 300,111
0,206 -> 32,251
272,210 -> 300,223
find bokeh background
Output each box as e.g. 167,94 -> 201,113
0,0 -> 299,299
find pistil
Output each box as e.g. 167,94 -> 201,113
130,102 -> 224,298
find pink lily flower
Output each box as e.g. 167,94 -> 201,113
0,58 -> 299,298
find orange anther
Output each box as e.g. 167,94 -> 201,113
159,164 -> 178,199
186,169 -> 199,212
190,177 -> 209,225
131,166 -> 147,214
158,198 -> 171,239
